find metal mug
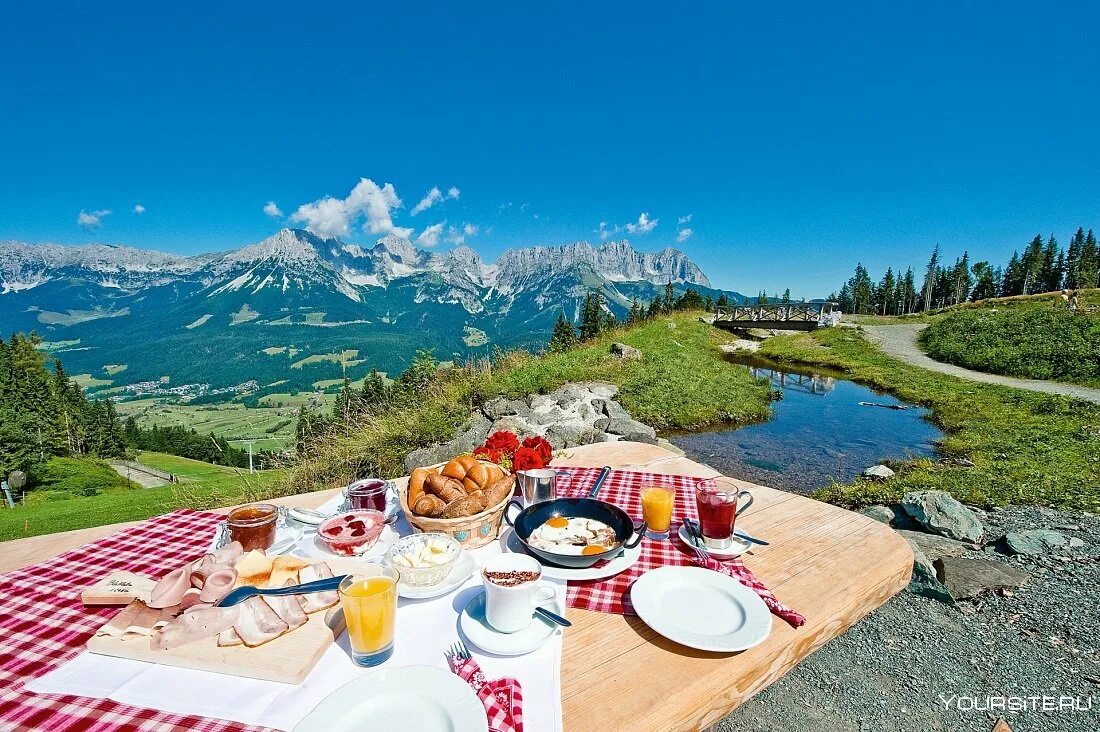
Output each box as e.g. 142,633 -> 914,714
516,468 -> 558,506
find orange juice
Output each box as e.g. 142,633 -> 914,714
339,569 -> 399,666
640,485 -> 675,536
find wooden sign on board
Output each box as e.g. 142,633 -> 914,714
81,571 -> 156,606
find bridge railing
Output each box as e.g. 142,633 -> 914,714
714,302 -> 837,322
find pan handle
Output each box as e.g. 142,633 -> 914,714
624,521 -> 647,549
587,466 -> 612,498
502,499 -> 523,527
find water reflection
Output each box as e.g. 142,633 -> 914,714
666,355 -> 943,493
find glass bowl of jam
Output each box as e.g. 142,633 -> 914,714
226,503 -> 281,551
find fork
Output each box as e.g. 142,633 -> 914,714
450,639 -> 472,662
681,518 -> 712,566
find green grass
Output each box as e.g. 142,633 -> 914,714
115,400 -> 301,450
26,457 -> 128,499
0,452 -> 282,541
280,313 -> 774,495
757,327 -> 1100,512
920,306 -> 1100,387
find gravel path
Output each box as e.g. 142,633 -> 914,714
719,506 -> 1099,732
108,461 -> 168,488
860,324 -> 1100,404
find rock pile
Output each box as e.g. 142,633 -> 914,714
403,382 -> 678,472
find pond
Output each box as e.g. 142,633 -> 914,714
666,354 -> 943,493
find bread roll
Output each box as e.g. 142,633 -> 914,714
480,475 -> 516,510
426,473 -> 466,502
407,467 -> 433,508
412,494 -> 446,517
442,455 -> 479,481
441,495 -> 483,519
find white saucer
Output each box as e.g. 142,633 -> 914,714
459,590 -> 562,656
677,523 -> 753,558
398,551 -> 476,600
292,665 -> 487,732
499,527 -> 642,581
631,566 -> 772,653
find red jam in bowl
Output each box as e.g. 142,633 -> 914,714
318,510 -> 385,556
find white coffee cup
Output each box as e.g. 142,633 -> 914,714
481,554 -> 556,633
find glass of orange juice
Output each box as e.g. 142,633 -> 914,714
339,565 -> 399,667
640,483 -> 676,541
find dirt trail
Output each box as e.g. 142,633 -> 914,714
108,461 -> 169,488
861,323 -> 1100,404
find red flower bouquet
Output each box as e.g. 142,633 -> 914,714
521,435 -> 553,464
471,430 -> 552,472
512,446 -> 545,472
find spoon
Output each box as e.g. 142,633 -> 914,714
534,606 -> 572,628
215,574 -> 349,607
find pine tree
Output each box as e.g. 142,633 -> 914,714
662,281 -> 675,314
1080,229 -> 1099,289
646,298 -> 662,319
1065,227 -> 1085,289
1001,251 -> 1024,296
627,297 -> 643,324
876,268 -> 896,315
1020,234 -> 1044,294
1038,234 -> 1061,292
901,268 -> 916,314
715,293 -> 731,312
333,375 -> 358,421
756,289 -> 768,305
781,288 -> 791,304
549,311 -> 578,351
579,290 -> 605,340
359,369 -> 389,410
922,245 -> 940,312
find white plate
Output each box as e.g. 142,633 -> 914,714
398,551 -> 476,600
499,527 -> 642,581
677,523 -> 753,558
304,524 -> 400,560
459,590 -> 562,657
630,566 -> 772,653
292,665 -> 487,732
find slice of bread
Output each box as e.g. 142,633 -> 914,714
268,555 -> 310,588
234,550 -> 274,588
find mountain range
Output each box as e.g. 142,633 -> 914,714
0,229 -> 740,398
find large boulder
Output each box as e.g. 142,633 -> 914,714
481,397 -> 530,421
404,412 -> 492,472
906,544 -> 955,605
901,491 -> 984,543
859,505 -> 896,525
604,418 -> 658,444
896,529 -> 972,564
934,557 -> 1029,601
1003,529 -> 1083,556
610,342 -> 642,360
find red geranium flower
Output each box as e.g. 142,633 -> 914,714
472,445 -> 505,464
522,435 -> 553,463
512,446 -> 546,472
484,430 -> 520,455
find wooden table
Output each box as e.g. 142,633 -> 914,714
0,442 -> 912,732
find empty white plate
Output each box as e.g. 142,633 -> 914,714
499,527 -> 642,581
398,551 -> 476,600
630,566 -> 772,652
293,665 -> 487,732
459,590 -> 563,656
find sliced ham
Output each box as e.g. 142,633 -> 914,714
210,541 -> 245,565
217,627 -> 244,647
264,580 -> 308,631
197,567 -> 237,603
151,606 -> 239,650
298,563 -> 339,614
233,596 -> 289,647
147,566 -> 191,609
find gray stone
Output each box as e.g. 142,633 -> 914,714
593,417 -> 610,431
862,464 -> 895,480
403,413 -> 491,471
489,416 -> 530,436
604,418 -> 657,440
860,505 -> 896,524
901,490 -> 984,543
1003,529 -> 1074,556
907,545 -> 955,605
545,423 -> 600,450
934,557 -> 1029,600
666,320 -> 677,329
896,529 -> 972,564
656,438 -> 686,456
611,342 -> 642,360
481,397 -> 529,421
580,382 -> 618,399
1069,537 -> 1086,548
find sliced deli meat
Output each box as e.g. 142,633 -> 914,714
147,566 -> 191,609
264,580 -> 308,630
233,596 -> 289,647
298,562 -> 339,613
151,606 -> 240,651
217,627 -> 244,648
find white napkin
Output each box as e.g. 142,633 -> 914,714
28,494 -> 564,732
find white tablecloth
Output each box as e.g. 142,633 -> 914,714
28,494 -> 564,732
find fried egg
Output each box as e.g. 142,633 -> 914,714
529,516 -> 618,556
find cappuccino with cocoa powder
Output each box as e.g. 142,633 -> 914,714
483,569 -> 540,587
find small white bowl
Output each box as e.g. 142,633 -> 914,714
385,533 -> 461,586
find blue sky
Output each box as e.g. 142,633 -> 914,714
2,2 -> 1098,297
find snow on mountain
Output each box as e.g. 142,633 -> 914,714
1,229 -> 717,313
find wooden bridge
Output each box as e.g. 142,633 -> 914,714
713,302 -> 838,332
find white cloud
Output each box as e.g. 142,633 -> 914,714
598,221 -> 620,240
411,187 -> 443,215
77,209 -> 111,228
447,186 -> 460,200
291,178 -> 411,239
678,214 -> 692,225
263,201 -> 283,218
133,204 -> 146,215
446,225 -> 466,245
416,223 -> 445,247
462,223 -> 478,237
677,228 -> 693,243
625,212 -> 658,235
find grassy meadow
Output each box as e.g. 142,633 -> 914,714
758,327 -> 1100,512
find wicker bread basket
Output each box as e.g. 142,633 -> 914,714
399,461 -> 514,549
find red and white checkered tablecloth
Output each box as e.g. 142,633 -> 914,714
555,468 -> 804,626
0,509 -> 265,732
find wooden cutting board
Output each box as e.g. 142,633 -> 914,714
85,556 -> 364,684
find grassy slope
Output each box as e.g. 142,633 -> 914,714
280,313 -> 774,495
920,303 -> 1100,387
0,452 -> 280,541
757,328 -> 1100,512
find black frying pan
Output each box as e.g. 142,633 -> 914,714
504,496 -> 645,569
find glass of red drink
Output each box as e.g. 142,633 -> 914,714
345,478 -> 389,513
694,478 -> 753,550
